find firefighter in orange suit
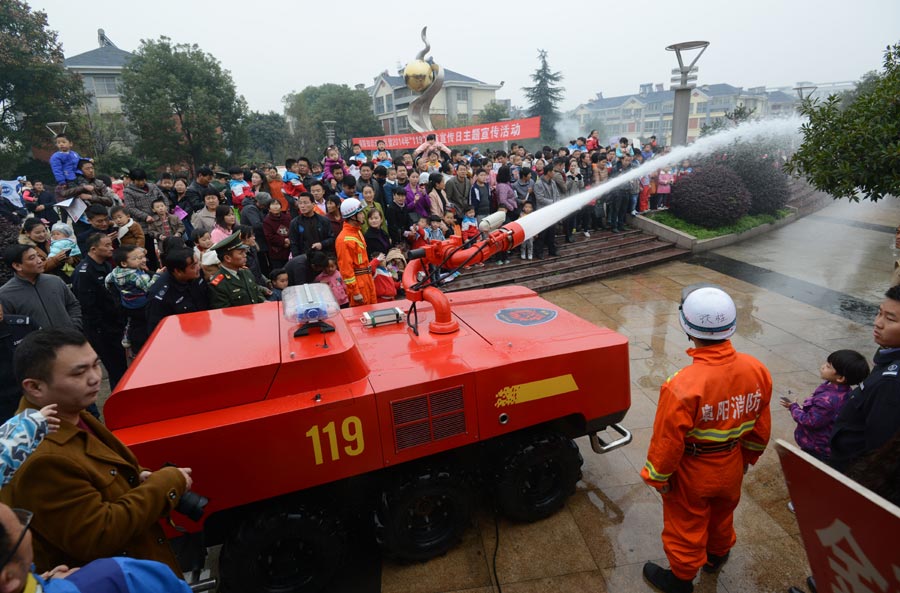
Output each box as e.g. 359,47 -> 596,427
336,198 -> 376,307
641,286 -> 772,593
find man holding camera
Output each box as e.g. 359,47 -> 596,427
0,328 -> 192,577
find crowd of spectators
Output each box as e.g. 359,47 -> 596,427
0,130 -> 896,592
0,132 -> 696,357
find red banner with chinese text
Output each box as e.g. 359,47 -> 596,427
776,440 -> 900,593
353,117 -> 541,151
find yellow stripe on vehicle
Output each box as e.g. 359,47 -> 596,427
686,419 -> 756,442
643,460 -> 671,481
493,374 -> 579,408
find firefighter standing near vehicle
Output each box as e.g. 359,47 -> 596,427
641,286 -> 772,593
336,198 -> 376,307
208,231 -> 266,309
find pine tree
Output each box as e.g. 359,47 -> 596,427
522,50 -> 564,141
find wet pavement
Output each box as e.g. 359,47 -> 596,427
377,196 -> 899,593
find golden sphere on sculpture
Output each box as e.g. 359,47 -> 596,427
403,59 -> 435,92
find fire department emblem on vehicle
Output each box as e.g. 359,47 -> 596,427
495,307 -> 557,326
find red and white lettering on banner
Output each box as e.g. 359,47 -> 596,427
776,440 -> 900,593
354,117 -> 541,151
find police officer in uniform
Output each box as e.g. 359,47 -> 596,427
146,247 -> 209,334
72,232 -> 127,391
208,231 -> 265,309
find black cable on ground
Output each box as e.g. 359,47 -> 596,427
491,499 -> 503,593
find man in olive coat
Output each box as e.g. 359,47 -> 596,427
0,329 -> 192,576
207,231 -> 266,309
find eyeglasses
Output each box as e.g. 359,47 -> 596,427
0,509 -> 32,570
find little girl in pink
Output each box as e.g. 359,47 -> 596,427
316,254 -> 350,308
656,168 -> 674,209
322,146 -> 350,183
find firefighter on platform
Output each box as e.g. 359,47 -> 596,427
208,231 -> 266,309
336,198 -> 376,307
641,286 -> 772,593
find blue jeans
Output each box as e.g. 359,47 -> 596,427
629,194 -> 639,214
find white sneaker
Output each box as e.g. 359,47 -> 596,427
631,210 -> 637,216
527,255 -> 533,260
584,231 -> 591,238
520,253 -> 526,259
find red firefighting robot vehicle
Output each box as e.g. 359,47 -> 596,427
103,215 -> 633,593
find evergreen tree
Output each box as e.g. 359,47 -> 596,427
522,50 -> 564,141
0,0 -> 84,176
121,37 -> 248,174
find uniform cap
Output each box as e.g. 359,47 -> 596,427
210,231 -> 248,255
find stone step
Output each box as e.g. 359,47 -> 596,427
524,247 -> 690,293
452,233 -> 659,284
444,232 -> 688,293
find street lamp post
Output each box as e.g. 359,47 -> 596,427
793,84 -> 817,104
666,41 -> 709,147
322,120 -> 336,148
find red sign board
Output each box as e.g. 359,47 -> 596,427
776,440 -> 900,593
353,117 -> 541,151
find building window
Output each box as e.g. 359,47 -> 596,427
386,94 -> 394,112
396,116 -> 409,132
395,87 -> 411,99
82,75 -> 121,98
456,113 -> 469,126
93,75 -> 120,97
375,96 -> 385,115
455,87 -> 469,101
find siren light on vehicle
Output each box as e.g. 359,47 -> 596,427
282,284 -> 340,323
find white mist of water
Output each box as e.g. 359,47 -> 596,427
516,116 -> 806,241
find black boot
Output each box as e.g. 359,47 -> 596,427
703,551 -> 730,573
643,562 -> 694,593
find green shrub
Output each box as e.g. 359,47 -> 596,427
669,165 -> 751,228
724,153 -> 790,215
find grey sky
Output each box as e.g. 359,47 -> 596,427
31,0 -> 899,115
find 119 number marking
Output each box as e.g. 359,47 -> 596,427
305,416 -> 365,465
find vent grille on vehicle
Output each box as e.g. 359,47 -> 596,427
391,386 -> 465,451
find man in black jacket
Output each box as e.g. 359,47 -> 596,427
72,233 -> 126,389
182,167 -> 213,214
146,248 -> 209,335
289,193 -> 334,258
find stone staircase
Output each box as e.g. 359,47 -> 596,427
442,228 -> 690,293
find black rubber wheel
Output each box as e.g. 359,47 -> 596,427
218,505 -> 346,593
494,430 -> 583,522
375,464 -> 473,562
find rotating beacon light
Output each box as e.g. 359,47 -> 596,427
283,284 -> 340,336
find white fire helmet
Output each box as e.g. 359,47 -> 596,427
340,197 -> 364,219
679,286 -> 737,340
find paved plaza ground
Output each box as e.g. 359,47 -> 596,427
376,196 -> 898,593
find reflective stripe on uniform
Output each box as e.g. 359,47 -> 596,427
643,460 -> 671,481
739,438 -> 766,452
686,419 -> 756,443
344,276 -> 357,285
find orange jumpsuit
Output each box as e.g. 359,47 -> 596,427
336,222 -> 376,307
640,341 -> 771,581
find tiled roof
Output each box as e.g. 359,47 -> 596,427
64,45 -> 133,69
